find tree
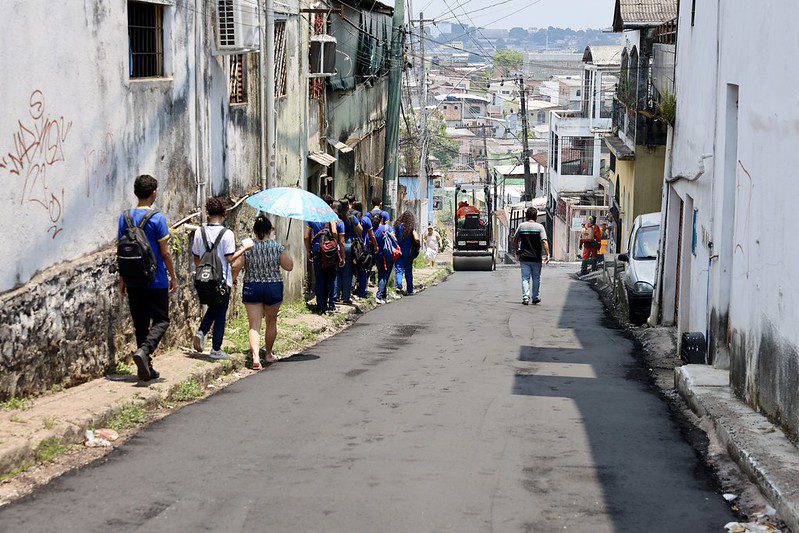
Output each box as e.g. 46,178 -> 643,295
399,113 -> 459,173
509,27 -> 528,41
493,49 -> 523,75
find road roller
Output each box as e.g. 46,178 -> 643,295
452,184 -> 496,272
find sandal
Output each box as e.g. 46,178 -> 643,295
252,361 -> 263,371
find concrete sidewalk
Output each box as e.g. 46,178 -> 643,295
677,364 -> 799,531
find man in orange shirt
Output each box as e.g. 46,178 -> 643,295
456,201 -> 480,220
579,215 -> 602,275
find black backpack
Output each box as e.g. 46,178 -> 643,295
315,226 -> 340,269
410,235 -> 421,260
117,209 -> 159,287
351,235 -> 373,269
194,227 -> 230,305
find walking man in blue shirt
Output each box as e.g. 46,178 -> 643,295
117,175 -> 178,381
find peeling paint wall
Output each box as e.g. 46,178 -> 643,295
0,0 -> 310,396
662,1 -> 799,438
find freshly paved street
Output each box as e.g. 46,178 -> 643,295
0,265 -> 734,532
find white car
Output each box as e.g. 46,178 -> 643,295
618,212 -> 660,325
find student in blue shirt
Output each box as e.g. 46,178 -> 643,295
393,210 -> 420,295
353,201 -> 378,298
117,175 -> 178,382
373,211 -> 396,304
304,212 -> 343,314
334,199 -> 361,304
330,201 -> 347,304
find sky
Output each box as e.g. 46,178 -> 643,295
413,0 -> 617,30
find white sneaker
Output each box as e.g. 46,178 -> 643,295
375,298 -> 386,305
209,349 -> 228,360
193,331 -> 205,353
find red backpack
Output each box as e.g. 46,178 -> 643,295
315,225 -> 340,268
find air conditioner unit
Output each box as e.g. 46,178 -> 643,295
309,34 -> 337,77
214,0 -> 260,54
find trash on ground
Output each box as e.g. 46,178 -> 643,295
84,429 -> 112,448
724,521 -> 780,532
95,428 -> 119,441
724,493 -> 739,501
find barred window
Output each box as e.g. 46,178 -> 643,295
560,137 -> 594,176
230,54 -> 247,104
128,1 -> 164,78
275,20 -> 288,97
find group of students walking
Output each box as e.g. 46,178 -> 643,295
116,176 -> 439,381
117,174 -> 295,379
304,195 -> 430,311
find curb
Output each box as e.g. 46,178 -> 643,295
676,365 -> 799,532
0,353 -> 245,480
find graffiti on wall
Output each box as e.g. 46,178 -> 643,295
0,90 -> 73,239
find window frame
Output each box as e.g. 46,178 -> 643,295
128,0 -> 167,80
229,53 -> 248,105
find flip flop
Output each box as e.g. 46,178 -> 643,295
252,361 -> 263,371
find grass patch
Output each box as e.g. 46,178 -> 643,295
278,300 -> 313,319
0,397 -> 32,411
107,403 -> 149,432
41,416 -> 58,430
110,360 -> 134,376
0,464 -> 31,482
35,438 -> 69,463
170,378 -> 204,402
9,414 -> 27,424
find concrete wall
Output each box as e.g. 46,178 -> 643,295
0,0 -> 309,397
659,0 -> 799,439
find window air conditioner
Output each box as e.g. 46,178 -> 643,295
309,34 -> 337,77
215,0 -> 260,54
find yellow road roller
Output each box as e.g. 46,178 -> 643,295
452,184 -> 496,272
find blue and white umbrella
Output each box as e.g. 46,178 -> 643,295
246,187 -> 338,222
246,187 -> 338,238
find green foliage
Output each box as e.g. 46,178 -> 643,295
110,360 -> 134,376
170,378 -> 204,402
107,403 -> 149,432
493,50 -> 523,74
658,90 -> 677,125
0,397 -> 31,411
42,416 -> 58,430
35,438 -> 69,463
413,253 -> 428,270
0,464 -> 31,482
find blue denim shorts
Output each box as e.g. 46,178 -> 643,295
242,281 -> 284,306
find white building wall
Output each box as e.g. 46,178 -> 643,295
662,0 -> 799,435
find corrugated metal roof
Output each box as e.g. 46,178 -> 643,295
582,45 -> 624,67
308,151 -> 337,166
328,140 -> 353,153
613,0 -> 677,31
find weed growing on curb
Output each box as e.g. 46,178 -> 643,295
110,361 -> 134,376
41,416 -> 58,430
0,464 -> 31,482
107,404 -> 149,432
0,397 -> 31,411
170,378 -> 204,402
35,438 -> 69,463
9,414 -> 27,424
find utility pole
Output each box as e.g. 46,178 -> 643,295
382,0 -> 405,217
518,77 -> 532,201
265,0 -> 276,189
417,14 -> 434,227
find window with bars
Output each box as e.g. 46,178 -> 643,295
560,137 -> 594,176
229,54 -> 248,104
128,1 -> 164,78
274,20 -> 288,97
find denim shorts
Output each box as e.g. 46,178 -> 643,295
242,281 -> 284,306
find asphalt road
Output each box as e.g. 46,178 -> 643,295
0,264 -> 734,532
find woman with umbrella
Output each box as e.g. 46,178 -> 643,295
233,215 -> 293,369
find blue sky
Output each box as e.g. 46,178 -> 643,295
414,0 -> 617,30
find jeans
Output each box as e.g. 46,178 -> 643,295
335,242 -> 354,302
376,257 -> 394,300
520,261 -> 543,301
127,287 -> 170,356
355,266 -> 370,298
198,291 -> 231,351
395,256 -> 414,294
314,255 -> 336,312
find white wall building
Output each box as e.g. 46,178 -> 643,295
653,1 -> 799,438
